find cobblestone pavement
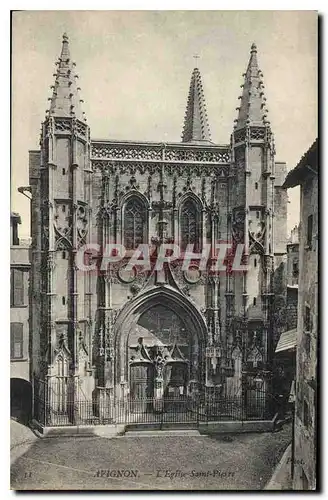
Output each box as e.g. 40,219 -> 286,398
11,424 -> 291,491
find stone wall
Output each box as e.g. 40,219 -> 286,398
293,172 -> 318,491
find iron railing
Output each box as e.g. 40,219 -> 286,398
33,379 -> 274,427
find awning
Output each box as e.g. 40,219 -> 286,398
275,328 -> 297,353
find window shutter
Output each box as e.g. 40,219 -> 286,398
10,323 -> 23,358
307,215 -> 313,248
12,269 -> 24,306
10,269 -> 14,306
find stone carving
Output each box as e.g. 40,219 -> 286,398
76,203 -> 88,244
54,202 -> 72,241
76,120 -> 87,137
130,283 -> 141,296
92,145 -> 162,161
231,208 -> 245,244
234,129 -> 246,144
154,352 -> 166,379
110,260 -> 149,287
97,201 -> 116,222
91,143 -> 231,163
118,266 -> 137,283
55,119 -> 71,132
92,161 -> 230,178
263,254 -> 273,272
250,127 -> 266,140
183,266 -> 201,284
249,221 -> 266,254
165,148 -> 230,163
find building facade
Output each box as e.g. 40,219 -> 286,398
29,34 -> 288,425
273,225 -> 299,417
10,213 -> 31,421
283,139 -> 318,490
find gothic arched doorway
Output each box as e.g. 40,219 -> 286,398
113,286 -> 207,401
128,304 -> 190,400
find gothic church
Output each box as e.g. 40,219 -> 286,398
29,34 -> 287,425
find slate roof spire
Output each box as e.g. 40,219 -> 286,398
234,43 -> 270,130
181,67 -> 212,144
47,33 -> 87,122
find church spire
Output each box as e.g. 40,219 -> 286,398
47,33 -> 87,122
234,43 -> 270,130
181,67 -> 212,144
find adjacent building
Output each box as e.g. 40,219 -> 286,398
28,34 -> 288,426
10,213 -> 31,421
274,226 -> 300,414
283,139 -> 318,490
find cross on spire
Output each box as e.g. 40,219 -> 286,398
193,54 -> 200,66
181,66 -> 212,144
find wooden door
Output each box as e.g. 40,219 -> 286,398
130,363 -> 154,412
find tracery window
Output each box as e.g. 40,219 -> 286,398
180,199 -> 200,251
124,197 -> 147,250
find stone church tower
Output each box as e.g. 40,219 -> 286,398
29,35 -> 287,424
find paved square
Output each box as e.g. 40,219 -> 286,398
11,424 -> 291,490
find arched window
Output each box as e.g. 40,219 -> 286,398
124,197 -> 147,250
180,198 -> 201,251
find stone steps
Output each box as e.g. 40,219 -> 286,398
124,429 -> 202,437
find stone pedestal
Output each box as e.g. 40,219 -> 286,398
95,386 -> 114,421
153,377 -> 164,412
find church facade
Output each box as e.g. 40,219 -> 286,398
29,34 -> 287,425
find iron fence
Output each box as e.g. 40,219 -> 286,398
33,379 -> 274,427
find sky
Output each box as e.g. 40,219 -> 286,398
11,10 -> 318,238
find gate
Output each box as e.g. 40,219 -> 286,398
119,396 -> 200,428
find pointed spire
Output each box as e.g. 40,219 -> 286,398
47,33 -> 86,122
182,68 -> 212,144
234,43 -> 270,130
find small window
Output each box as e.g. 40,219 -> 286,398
256,211 -> 260,219
253,297 -> 257,306
293,259 -> 299,277
254,258 -> 257,268
10,323 -> 23,359
62,205 -> 66,213
305,305 -> 311,332
62,296 -> 66,306
62,251 -> 67,259
305,333 -> 311,355
303,400 -> 310,428
255,182 -> 258,190
307,215 -> 313,248
62,168 -> 66,175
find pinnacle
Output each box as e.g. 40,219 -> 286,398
233,43 -> 270,130
181,67 -> 212,144
47,33 -> 86,122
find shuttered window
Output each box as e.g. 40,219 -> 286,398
10,322 -> 23,359
10,269 -> 24,306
